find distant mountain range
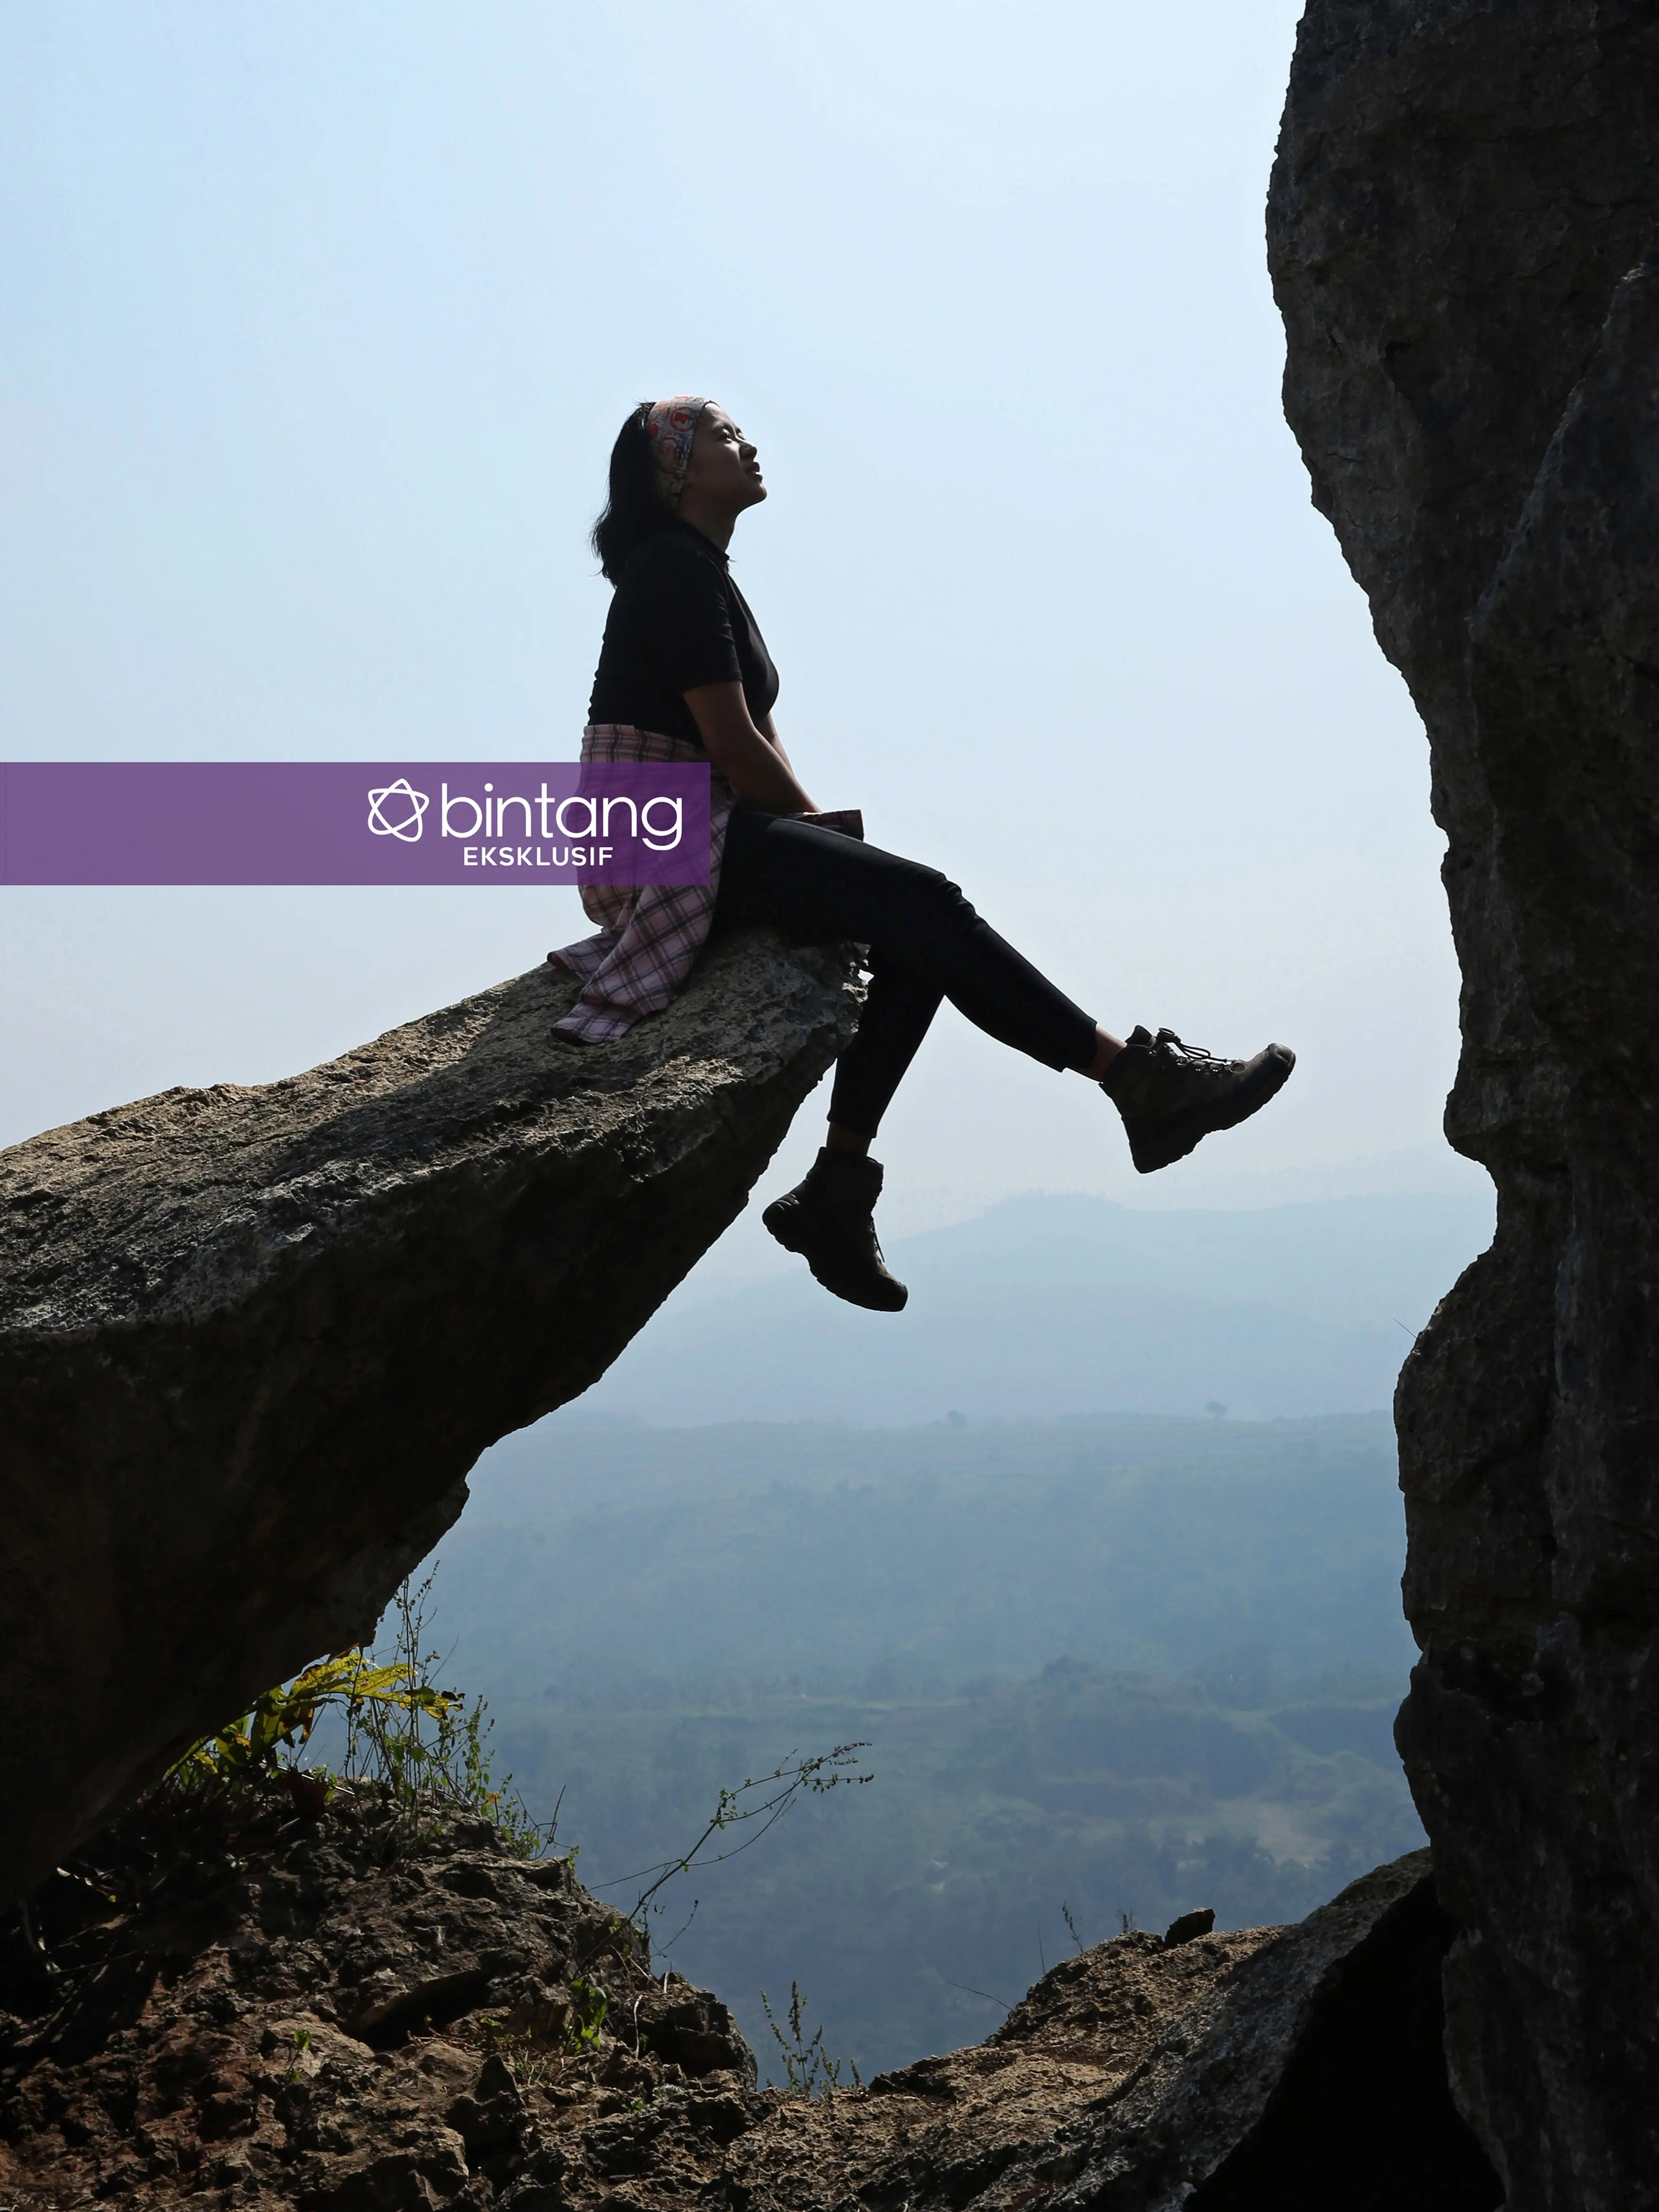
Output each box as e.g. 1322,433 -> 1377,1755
571,1190 -> 1495,1425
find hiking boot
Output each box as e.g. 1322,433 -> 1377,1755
1102,1026 -> 1295,1174
762,1149 -> 909,1312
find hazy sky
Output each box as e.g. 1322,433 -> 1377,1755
0,2 -> 1483,1240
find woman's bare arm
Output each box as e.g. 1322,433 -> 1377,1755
684,682 -> 816,812
756,709 -> 799,774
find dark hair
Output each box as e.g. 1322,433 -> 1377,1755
591,404 -> 670,583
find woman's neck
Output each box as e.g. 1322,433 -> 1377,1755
675,490 -> 737,551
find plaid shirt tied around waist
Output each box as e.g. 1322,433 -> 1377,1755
546,723 -> 863,1045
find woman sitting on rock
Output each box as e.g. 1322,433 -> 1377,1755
549,397 -> 1294,1313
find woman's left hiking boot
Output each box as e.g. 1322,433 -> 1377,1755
762,1149 -> 909,1312
1102,1026 -> 1295,1174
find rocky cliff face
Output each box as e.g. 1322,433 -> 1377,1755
0,931 -> 858,1906
0,1790 -> 1493,2210
1269,6 -> 1659,2205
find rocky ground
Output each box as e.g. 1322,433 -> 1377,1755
719,1926 -> 1274,2212
0,1783 -> 1304,2211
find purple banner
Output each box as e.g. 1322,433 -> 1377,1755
0,762 -> 711,886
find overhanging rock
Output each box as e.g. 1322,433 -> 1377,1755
0,928 -> 858,1903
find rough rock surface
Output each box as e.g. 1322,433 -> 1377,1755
1269,5 -> 1659,2205
0,1785 -> 760,2210
729,1848 -> 1497,2212
0,1801 -> 1494,2211
0,930 -> 859,1905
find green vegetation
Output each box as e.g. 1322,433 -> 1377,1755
564,1975 -> 608,2052
762,1982 -> 861,2096
161,1650 -> 452,1797
160,1567 -> 546,1856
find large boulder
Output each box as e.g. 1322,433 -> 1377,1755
1269,6 -> 1659,2203
0,930 -> 858,1903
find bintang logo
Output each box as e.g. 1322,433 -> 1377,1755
360,777 -> 690,862
366,778 -> 431,842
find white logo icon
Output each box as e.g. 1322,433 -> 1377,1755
367,778 -> 430,842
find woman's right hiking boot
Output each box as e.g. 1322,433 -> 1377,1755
762,1149 -> 909,1312
1102,1026 -> 1295,1174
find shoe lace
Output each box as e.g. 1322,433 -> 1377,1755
1158,1030 -> 1229,1069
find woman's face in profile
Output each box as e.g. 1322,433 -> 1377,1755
679,405 -> 766,515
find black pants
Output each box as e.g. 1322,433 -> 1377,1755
713,807 -> 1098,1139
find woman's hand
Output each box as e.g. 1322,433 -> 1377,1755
684,682 -> 817,813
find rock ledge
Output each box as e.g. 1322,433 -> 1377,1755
0,929 -> 858,1901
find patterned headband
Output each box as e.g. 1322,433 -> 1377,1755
645,396 -> 709,506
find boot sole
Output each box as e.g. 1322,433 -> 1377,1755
762,1197 -> 909,1312
1127,1045 -> 1296,1175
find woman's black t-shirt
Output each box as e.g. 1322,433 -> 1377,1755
587,519 -> 779,751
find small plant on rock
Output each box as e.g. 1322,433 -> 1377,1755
488,2025 -> 552,2090
564,1975 -> 608,2054
344,1569 -> 545,1852
163,1652 -> 451,1800
158,1564 -> 549,1855
761,1981 -> 860,2097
